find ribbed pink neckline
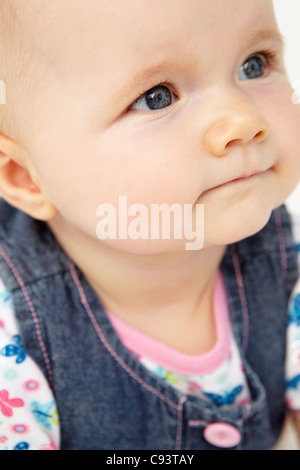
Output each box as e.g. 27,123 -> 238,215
107,271 -> 231,375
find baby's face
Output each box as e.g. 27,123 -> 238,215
19,0 -> 300,252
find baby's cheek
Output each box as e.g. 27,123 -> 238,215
272,104 -> 300,200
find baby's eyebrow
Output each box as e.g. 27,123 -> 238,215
242,28 -> 285,49
113,61 -> 182,104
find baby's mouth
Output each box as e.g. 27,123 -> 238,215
202,170 -> 265,196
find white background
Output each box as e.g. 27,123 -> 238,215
273,0 -> 300,214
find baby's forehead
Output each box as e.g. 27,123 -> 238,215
13,0 -> 278,106
3,0 -> 277,148
20,0 -> 276,67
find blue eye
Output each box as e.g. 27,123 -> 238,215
239,55 -> 265,80
130,85 -> 174,111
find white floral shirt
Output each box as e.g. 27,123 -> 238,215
0,283 -> 59,450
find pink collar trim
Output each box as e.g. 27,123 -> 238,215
107,271 -> 231,375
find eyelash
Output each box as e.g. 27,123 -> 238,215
127,48 -> 279,113
246,48 -> 278,71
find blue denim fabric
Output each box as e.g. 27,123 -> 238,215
0,199 -> 297,450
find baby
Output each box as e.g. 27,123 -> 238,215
0,0 -> 300,450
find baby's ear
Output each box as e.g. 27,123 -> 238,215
0,133 -> 58,220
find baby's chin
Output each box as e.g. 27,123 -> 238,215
95,237 -> 201,256
201,201 -> 275,249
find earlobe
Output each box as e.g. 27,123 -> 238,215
0,134 -> 58,221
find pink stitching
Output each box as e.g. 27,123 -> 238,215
175,395 -> 187,450
231,245 -> 249,352
274,208 -> 287,280
0,244 -> 53,387
69,262 -> 179,410
230,208 -> 287,351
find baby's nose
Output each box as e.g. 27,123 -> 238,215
203,101 -> 269,157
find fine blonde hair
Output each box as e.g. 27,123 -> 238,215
0,1 -> 50,146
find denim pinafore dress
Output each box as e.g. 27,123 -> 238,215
0,200 -> 297,449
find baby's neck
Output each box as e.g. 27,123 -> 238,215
49,217 -> 226,354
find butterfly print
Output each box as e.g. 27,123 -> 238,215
203,385 -> 243,407
0,390 -> 24,417
0,334 -> 26,364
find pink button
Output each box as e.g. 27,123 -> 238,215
203,422 -> 241,448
